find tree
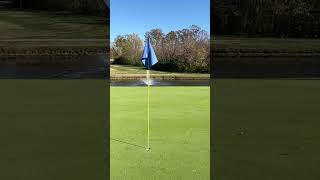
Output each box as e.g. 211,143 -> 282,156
12,0 -> 107,15
112,26 -> 210,73
111,34 -> 143,65
145,29 -> 165,60
146,25 -> 210,73
213,0 -> 320,37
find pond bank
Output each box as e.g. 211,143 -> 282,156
0,48 -> 107,58
212,51 -> 320,57
0,39 -> 108,58
212,37 -> 320,57
110,65 -> 210,80
111,74 -> 210,80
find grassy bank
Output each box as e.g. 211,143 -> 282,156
111,87 -> 210,180
212,36 -> 320,57
0,10 -> 108,56
0,79 -> 108,179
213,79 -> 320,179
111,65 -> 210,80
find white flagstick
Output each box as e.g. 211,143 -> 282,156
146,70 -> 150,151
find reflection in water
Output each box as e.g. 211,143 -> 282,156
111,79 -> 210,86
214,57 -> 320,78
0,55 -> 108,79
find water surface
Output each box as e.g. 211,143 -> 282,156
214,57 -> 320,78
0,55 -> 108,79
111,79 -> 210,86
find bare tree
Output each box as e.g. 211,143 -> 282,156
111,34 -> 143,65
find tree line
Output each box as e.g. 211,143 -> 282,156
111,25 -> 210,73
213,0 -> 320,38
11,0 -> 108,15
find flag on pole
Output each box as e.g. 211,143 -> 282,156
141,38 -> 158,69
141,38 -> 157,151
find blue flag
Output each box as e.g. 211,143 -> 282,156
141,38 -> 158,69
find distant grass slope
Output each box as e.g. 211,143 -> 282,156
0,10 -> 107,39
111,87 -> 210,180
212,36 -> 320,56
0,10 -> 108,53
213,79 -> 320,180
111,65 -> 210,80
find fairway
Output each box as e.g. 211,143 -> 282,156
213,79 -> 320,180
111,87 -> 210,180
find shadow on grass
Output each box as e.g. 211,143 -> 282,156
111,138 -> 146,149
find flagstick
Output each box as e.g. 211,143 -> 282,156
146,70 -> 150,151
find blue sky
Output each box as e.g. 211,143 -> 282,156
110,0 -> 210,42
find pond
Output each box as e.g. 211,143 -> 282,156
213,57 -> 320,78
0,56 -> 210,86
2,56 -> 319,80
110,79 -> 210,86
0,55 -> 108,79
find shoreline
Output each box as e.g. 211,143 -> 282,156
0,39 -> 108,58
212,52 -> 320,57
110,65 -> 210,80
0,53 -> 107,64
110,74 -> 210,80
212,48 -> 320,57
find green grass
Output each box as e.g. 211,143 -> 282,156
212,36 -> 320,56
111,87 -> 210,180
0,10 -> 107,49
213,36 -> 320,51
3,78 -> 319,179
213,79 -> 320,180
111,64 -> 210,79
0,79 -> 108,180
0,10 -> 107,39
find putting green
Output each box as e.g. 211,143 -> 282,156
0,80 -> 108,180
111,87 -> 210,180
213,79 -> 320,180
